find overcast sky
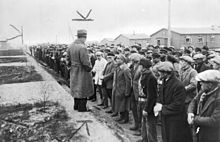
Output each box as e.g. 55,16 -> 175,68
0,0 -> 220,45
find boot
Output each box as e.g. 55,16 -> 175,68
115,112 -> 124,122
118,111 -> 129,124
111,112 -> 118,117
129,124 -> 139,131
73,98 -> 79,110
78,98 -> 90,112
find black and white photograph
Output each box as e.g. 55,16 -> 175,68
0,0 -> 220,142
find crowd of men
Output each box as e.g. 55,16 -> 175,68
30,29 -> 220,142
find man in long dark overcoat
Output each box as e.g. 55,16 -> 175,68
66,29 -> 94,112
154,61 -> 193,142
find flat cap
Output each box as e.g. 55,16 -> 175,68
107,52 -> 115,57
152,52 -> 161,59
77,29 -> 87,37
129,53 -> 143,61
193,53 -> 205,60
139,58 -> 152,69
167,55 -> 179,63
96,51 -> 103,56
195,70 -> 220,82
124,48 -> 130,52
180,55 -> 194,63
211,56 -> 220,65
160,49 -> 168,54
156,61 -> 174,72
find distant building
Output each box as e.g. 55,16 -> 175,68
100,38 -> 114,46
0,41 -> 10,50
150,27 -> 220,49
114,34 -> 150,47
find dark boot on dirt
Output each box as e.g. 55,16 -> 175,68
118,111 -> 129,124
129,124 -> 139,131
73,98 -> 79,110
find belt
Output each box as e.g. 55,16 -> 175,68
138,97 -> 147,102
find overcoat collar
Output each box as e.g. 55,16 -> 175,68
200,87 -> 220,114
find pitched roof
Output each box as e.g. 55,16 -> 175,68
172,27 -> 220,34
151,27 -> 220,37
115,33 -> 150,40
101,38 -> 114,42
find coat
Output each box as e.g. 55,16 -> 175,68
140,70 -> 158,116
112,64 -> 132,113
102,61 -> 116,89
67,39 -> 94,98
92,57 -> 107,85
131,64 -> 142,101
179,66 -> 198,105
188,87 -> 220,142
157,73 -> 193,142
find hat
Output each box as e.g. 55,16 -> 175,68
180,56 -> 194,63
211,56 -> 220,65
167,55 -> 179,63
193,53 -> 205,60
96,51 -> 103,56
184,49 -> 191,54
164,47 -> 172,52
152,52 -> 161,59
129,53 -> 143,62
131,45 -> 141,51
124,48 -> 130,52
77,29 -> 87,37
156,61 -> 174,72
107,52 -> 115,57
104,48 -> 111,53
139,58 -> 152,69
160,49 -> 167,54
195,70 -> 220,82
195,47 -> 202,52
117,54 -> 127,62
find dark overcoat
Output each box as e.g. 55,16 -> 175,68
158,73 -> 193,142
188,87 -> 220,142
67,39 -> 94,98
112,64 -> 132,113
131,64 -> 142,101
103,61 -> 116,89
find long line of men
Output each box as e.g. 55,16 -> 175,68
30,44 -> 220,142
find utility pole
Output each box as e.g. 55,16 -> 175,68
21,26 -> 24,45
167,0 -> 171,47
9,24 -> 23,45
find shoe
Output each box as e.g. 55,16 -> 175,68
78,108 -> 91,112
118,119 -> 129,124
91,99 -> 96,102
129,125 -> 139,131
97,103 -> 104,106
73,106 -> 78,110
115,117 -> 123,122
102,106 -> 108,109
105,110 -> 113,114
133,130 -> 141,136
111,113 -> 118,117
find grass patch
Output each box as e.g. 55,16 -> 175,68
0,57 -> 27,63
0,66 -> 43,85
0,49 -> 25,56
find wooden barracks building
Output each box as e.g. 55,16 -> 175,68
150,27 -> 220,49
